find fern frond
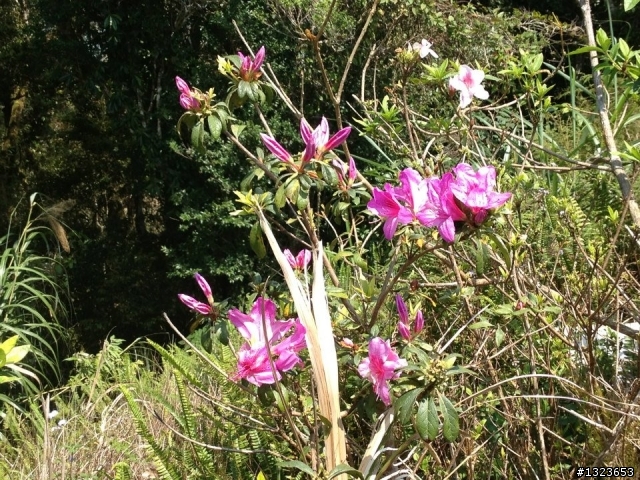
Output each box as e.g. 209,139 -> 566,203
147,339 -> 204,388
120,385 -> 181,480
113,462 -> 133,480
175,376 -> 216,478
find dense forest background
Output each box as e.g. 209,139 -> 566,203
0,0 -> 636,350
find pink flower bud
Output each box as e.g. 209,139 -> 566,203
194,273 -> 213,305
179,93 -> 199,111
175,76 -> 190,95
348,157 -> 358,183
260,134 -> 293,163
414,310 -> 424,334
178,294 -> 213,315
340,337 -> 355,349
397,321 -> 411,340
253,46 -> 266,71
395,294 -> 408,324
323,126 -> 351,152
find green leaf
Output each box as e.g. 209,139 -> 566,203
237,80 -> 251,99
0,374 -> 18,384
624,0 -> 640,11
0,349 -> 6,370
206,115 -> 222,139
191,120 -> 205,152
469,320 -> 493,330
439,394 -> 460,441
5,345 -> 29,364
416,399 -> 438,440
328,464 -> 364,479
495,327 -> 506,348
296,188 -> 309,210
274,184 -> 287,209
285,178 -> 300,204
618,39 -> 631,59
278,460 -> 316,477
531,53 -> 544,72
475,240 -> 486,275
416,398 -> 439,441
320,162 -> 338,186
249,222 -> 267,259
395,387 -> 424,424
249,82 -> 260,102
0,336 -> 19,355
596,28 -> 610,50
568,46 -> 600,56
493,303 -> 514,316
230,124 -> 245,138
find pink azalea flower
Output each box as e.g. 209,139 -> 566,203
300,117 -> 351,162
395,168 -> 431,226
368,168 -> 434,240
233,344 -> 280,386
421,173 -> 467,243
175,76 -> 200,111
449,65 -> 489,109
228,298 -> 306,386
449,163 -> 511,224
238,46 -> 265,82
284,248 -> 311,271
358,337 -> 407,405
367,184 -> 404,240
178,273 -> 214,315
412,39 -> 438,59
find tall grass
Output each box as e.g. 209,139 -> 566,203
0,193 -> 71,406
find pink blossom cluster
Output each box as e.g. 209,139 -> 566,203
367,163 -> 511,243
396,295 -> 424,341
261,117 -> 352,166
228,298 -> 306,386
175,76 -> 201,111
238,46 -> 265,82
358,338 -> 407,405
179,275 -> 306,387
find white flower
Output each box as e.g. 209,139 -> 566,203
51,419 -> 68,432
449,65 -> 489,108
412,39 -> 438,59
47,410 -> 59,419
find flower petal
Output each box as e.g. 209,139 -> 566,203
260,134 -> 292,163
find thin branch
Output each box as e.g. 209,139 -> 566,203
578,0 -> 640,229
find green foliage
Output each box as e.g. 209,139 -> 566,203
4,0 -> 640,478
118,339 -> 292,479
0,195 -> 70,408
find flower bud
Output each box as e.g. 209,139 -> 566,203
395,294 -> 409,324
414,310 -> 424,334
397,321 -> 411,340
